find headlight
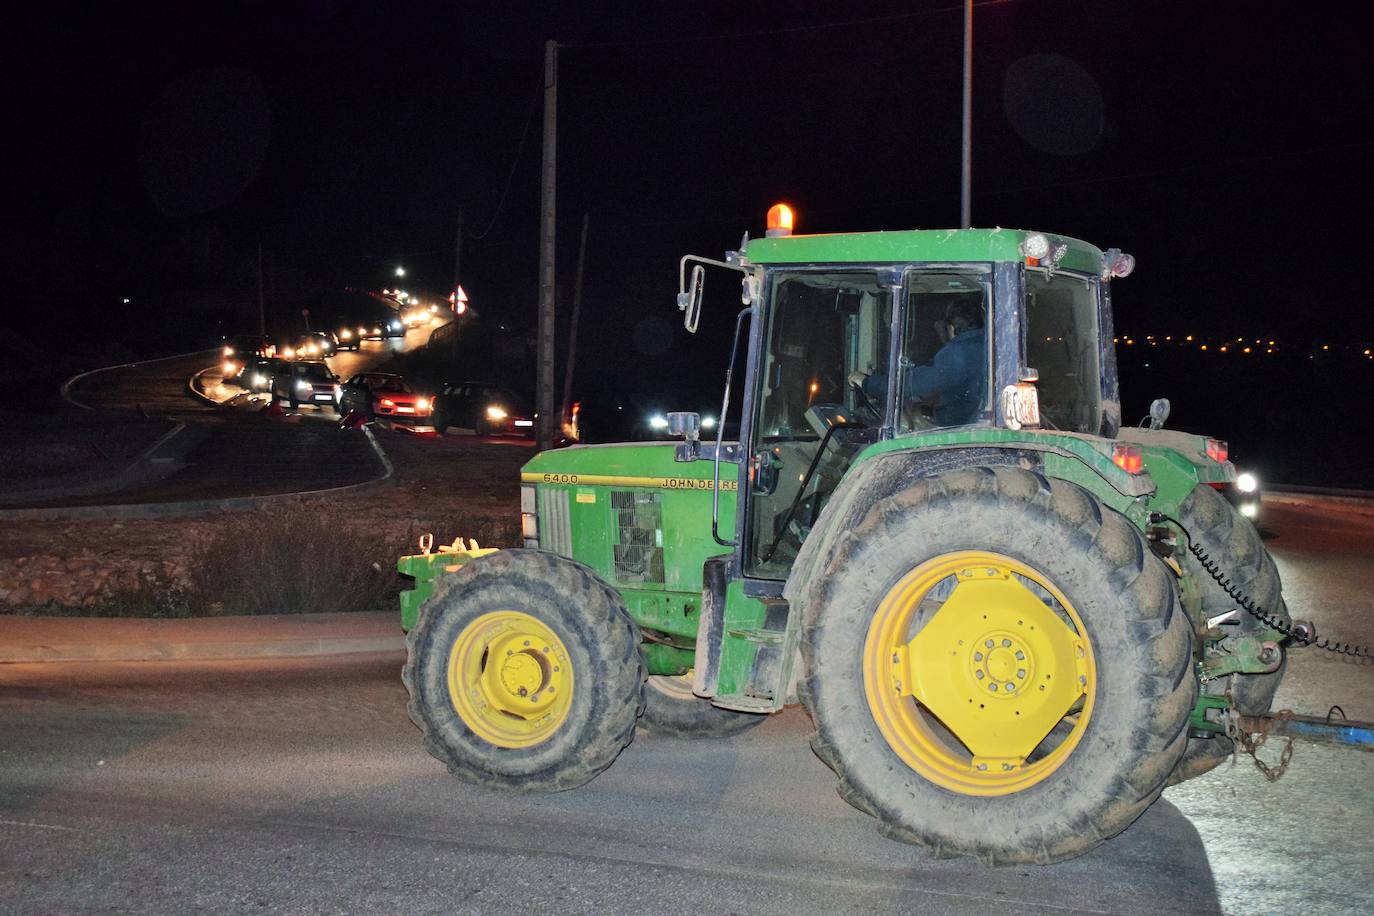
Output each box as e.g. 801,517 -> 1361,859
223,346 -> 234,356
252,374 -> 266,386
390,320 -> 401,329
649,415 -> 668,430
701,416 -> 717,430
1240,502 -> 1259,518
222,361 -> 236,374
296,379 -> 312,391
1236,472 -> 1258,493
339,329 -> 351,339
486,405 -> 508,420
417,398 -> 431,411
357,326 -> 366,335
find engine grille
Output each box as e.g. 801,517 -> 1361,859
611,490 -> 664,585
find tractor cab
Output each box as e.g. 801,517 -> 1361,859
687,217 -> 1129,579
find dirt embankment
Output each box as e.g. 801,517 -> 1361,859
0,432 -> 533,615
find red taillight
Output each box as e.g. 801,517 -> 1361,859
1205,438 -> 1228,463
1112,444 -> 1144,475
380,398 -> 396,408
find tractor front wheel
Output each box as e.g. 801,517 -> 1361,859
638,673 -> 766,738
800,467 -> 1195,864
403,549 -> 646,792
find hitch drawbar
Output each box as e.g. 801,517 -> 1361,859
1234,710 -> 1374,752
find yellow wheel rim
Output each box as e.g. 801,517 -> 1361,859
447,610 -> 574,749
863,550 -> 1096,796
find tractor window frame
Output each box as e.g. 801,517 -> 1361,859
895,264 -> 996,433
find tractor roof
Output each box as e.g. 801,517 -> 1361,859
744,228 -> 1105,276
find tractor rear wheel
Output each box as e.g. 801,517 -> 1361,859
403,549 -> 646,792
800,467 -> 1194,864
639,673 -> 766,738
1170,483 -> 1289,783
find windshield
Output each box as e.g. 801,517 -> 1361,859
747,270 -> 891,578
1025,270 -> 1102,433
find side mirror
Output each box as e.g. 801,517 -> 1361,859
1149,397 -> 1171,430
677,263 -> 705,333
667,411 -> 700,441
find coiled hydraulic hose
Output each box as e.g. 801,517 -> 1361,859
1157,513 -> 1373,661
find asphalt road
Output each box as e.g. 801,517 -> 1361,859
2,498 -> 1371,915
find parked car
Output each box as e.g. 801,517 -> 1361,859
271,360 -> 340,409
237,356 -> 288,392
337,372 -> 432,424
432,382 -> 534,437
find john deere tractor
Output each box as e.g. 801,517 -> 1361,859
397,211 -> 1294,864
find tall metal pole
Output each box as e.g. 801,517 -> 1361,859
561,211 -> 589,430
537,40 -> 559,450
960,0 -> 973,228
257,241 -> 266,337
453,205 -> 463,299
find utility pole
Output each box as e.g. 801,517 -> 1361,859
960,0 -> 973,228
257,241 -> 267,337
453,205 -> 463,301
561,211 -> 589,430
537,39 -> 559,450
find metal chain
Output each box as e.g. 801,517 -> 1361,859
1228,708 -> 1296,782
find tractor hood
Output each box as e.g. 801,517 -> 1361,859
521,442 -> 736,492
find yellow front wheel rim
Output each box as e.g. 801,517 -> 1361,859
863,550 -> 1097,796
447,610 -> 574,748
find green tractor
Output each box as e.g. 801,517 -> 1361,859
397,210 -> 1292,864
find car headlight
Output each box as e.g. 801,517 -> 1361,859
252,374 -> 266,386
222,361 -> 236,375
701,416 -> 717,430
339,329 -> 351,339
1240,502 -> 1259,518
1236,471 -> 1258,494
486,405 -> 508,420
296,379 -> 312,390
648,414 -> 668,430
417,398 -> 431,411
223,346 -> 234,356
357,326 -> 366,335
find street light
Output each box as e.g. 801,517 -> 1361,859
395,266 -> 406,277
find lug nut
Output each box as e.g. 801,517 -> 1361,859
974,651 -> 984,661
976,670 -> 985,679
985,639 -> 994,648
1005,682 -> 1015,692
1002,639 -> 1012,647
1015,650 -> 1025,660
1017,669 -> 1026,679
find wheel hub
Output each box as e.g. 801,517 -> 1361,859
865,551 -> 1096,795
447,611 -> 573,748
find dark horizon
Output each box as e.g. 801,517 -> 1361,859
6,0 -> 1373,483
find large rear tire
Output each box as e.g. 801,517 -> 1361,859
800,467 -> 1194,864
639,674 -> 766,738
1170,483 -> 1289,783
403,549 -> 646,792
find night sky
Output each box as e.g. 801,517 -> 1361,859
7,1 -> 1373,451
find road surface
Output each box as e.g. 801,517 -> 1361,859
1,497 -> 1371,914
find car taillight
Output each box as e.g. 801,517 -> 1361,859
1112,444 -> 1144,475
1205,438 -> 1228,463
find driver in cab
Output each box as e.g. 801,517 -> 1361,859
849,300 -> 986,428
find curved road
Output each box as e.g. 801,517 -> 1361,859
44,327 -> 439,505
1,497 -> 1370,914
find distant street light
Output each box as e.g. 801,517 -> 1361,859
395,266 -> 406,277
